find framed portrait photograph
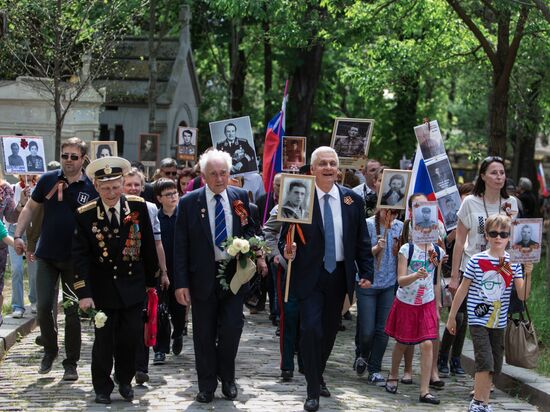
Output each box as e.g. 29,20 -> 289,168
1,136 -> 46,175
414,120 -> 445,161
282,136 -> 306,172
427,157 -> 456,193
276,173 -> 316,225
139,133 -> 160,166
209,116 -> 258,175
377,169 -> 412,210
510,218 -> 543,263
330,118 -> 374,169
90,141 -> 118,161
437,190 -> 461,231
177,126 -> 198,162
411,201 -> 439,244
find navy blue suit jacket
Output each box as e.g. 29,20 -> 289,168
279,185 -> 374,300
174,185 -> 254,301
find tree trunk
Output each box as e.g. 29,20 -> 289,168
263,18 -> 272,126
287,43 -> 325,136
229,20 -> 246,116
392,74 -> 419,162
148,0 -> 158,133
487,72 -> 509,157
446,77 -> 456,140
54,0 -> 63,159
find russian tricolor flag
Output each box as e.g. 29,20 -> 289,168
262,97 -> 286,193
406,146 -> 436,219
537,162 -> 548,196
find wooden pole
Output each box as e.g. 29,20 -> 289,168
284,224 -> 296,303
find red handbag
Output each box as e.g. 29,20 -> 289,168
144,289 -> 158,347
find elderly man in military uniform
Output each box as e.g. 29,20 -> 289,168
72,156 -> 158,404
334,126 -> 365,158
216,122 -> 257,174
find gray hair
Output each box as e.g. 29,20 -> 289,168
518,177 -> 532,191
199,149 -> 232,173
311,146 -> 339,167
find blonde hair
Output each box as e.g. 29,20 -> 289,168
484,214 -> 511,233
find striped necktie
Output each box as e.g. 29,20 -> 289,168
323,194 -> 336,273
214,194 -> 227,249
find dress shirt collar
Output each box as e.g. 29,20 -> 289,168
205,185 -> 229,204
316,183 -> 339,201
101,199 -> 121,215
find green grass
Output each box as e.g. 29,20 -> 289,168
527,255 -> 550,376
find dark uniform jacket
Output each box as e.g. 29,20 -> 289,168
216,138 -> 256,174
72,194 -> 158,309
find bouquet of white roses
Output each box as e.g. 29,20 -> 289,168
218,236 -> 270,293
63,285 -> 108,329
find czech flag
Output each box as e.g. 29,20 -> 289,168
537,163 -> 548,197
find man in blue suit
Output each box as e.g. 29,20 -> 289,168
280,146 -> 374,412
174,150 -> 254,403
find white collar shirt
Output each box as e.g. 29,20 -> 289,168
205,185 -> 233,261
316,184 -> 344,262
102,200 -> 121,226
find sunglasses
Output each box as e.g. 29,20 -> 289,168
61,153 -> 80,161
487,231 -> 510,239
483,156 -> 503,163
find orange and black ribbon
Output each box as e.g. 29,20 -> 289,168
232,200 -> 249,226
45,179 -> 68,202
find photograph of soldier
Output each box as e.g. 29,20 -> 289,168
437,190 -> 461,230
510,218 -> 542,263
90,141 -> 118,161
277,174 -> 315,224
282,136 -> 306,171
5,141 -> 25,173
427,157 -> 455,193
177,127 -> 197,159
209,116 -> 258,175
26,141 -> 45,172
139,134 -> 159,164
378,169 -> 412,209
414,121 -> 445,161
330,118 -> 374,160
411,201 -> 439,243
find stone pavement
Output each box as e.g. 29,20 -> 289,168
0,311 -> 539,411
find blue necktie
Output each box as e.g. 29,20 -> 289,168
214,194 -> 227,249
323,194 -> 336,273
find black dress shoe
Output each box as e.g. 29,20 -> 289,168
304,397 -> 319,411
319,383 -> 331,398
281,369 -> 293,381
221,380 -> 238,400
118,384 -> 134,402
172,335 -> 183,355
38,352 -> 58,374
95,394 -> 111,404
196,391 -> 214,403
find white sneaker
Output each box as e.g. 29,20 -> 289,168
31,303 -> 37,314
12,308 -> 25,319
468,399 -> 488,412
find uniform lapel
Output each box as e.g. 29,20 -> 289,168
314,188 -> 324,235
197,188 -> 214,248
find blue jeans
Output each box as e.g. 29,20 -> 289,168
355,285 -> 394,374
8,224 -> 37,310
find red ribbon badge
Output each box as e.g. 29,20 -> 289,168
233,200 -> 249,226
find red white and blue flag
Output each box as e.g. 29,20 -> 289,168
537,162 -> 548,197
406,146 -> 435,219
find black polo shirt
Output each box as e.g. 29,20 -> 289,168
32,170 -> 98,261
158,206 -> 177,278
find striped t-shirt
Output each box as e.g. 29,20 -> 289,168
463,251 -> 522,329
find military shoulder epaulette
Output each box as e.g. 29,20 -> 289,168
77,200 -> 97,214
126,195 -> 145,203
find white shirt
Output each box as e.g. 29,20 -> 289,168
205,185 -> 233,261
316,184 -> 344,262
102,200 -> 120,226
146,201 -> 161,241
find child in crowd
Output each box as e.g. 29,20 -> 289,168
384,201 -> 445,405
446,214 -> 532,412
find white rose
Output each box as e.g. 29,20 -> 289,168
227,245 -> 239,257
233,238 -> 245,250
241,241 -> 250,254
94,311 -> 108,329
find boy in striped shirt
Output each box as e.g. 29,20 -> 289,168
446,214 -> 533,412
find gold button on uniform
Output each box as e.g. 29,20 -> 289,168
113,275 -> 117,279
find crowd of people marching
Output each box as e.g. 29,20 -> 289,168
0,137 -> 546,412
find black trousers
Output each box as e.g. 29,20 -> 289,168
92,304 -> 142,395
155,287 -> 187,354
191,285 -> 245,393
299,263 -> 347,399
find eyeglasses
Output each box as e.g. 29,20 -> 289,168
61,153 -> 80,161
483,156 -> 503,163
487,231 -> 510,239
481,280 -> 502,291
161,191 -> 178,197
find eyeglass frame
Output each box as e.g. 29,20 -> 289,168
61,153 -> 81,161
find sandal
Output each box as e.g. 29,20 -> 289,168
385,378 -> 398,394
429,379 -> 445,390
419,392 -> 440,405
400,377 -> 413,384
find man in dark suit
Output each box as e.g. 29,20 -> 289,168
280,146 -> 374,412
174,149 -> 255,403
72,157 -> 158,404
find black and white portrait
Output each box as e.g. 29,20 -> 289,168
277,174 -> 315,225
412,201 -> 439,243
330,118 -> 374,169
414,121 -> 445,161
209,116 -> 258,175
2,136 -> 46,175
90,141 -> 118,161
377,169 -> 412,210
427,157 -> 456,193
177,127 -> 198,161
282,136 -> 306,172
510,218 -> 542,263
437,190 -> 461,231
139,133 -> 159,165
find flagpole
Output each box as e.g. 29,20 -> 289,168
262,80 -> 289,224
